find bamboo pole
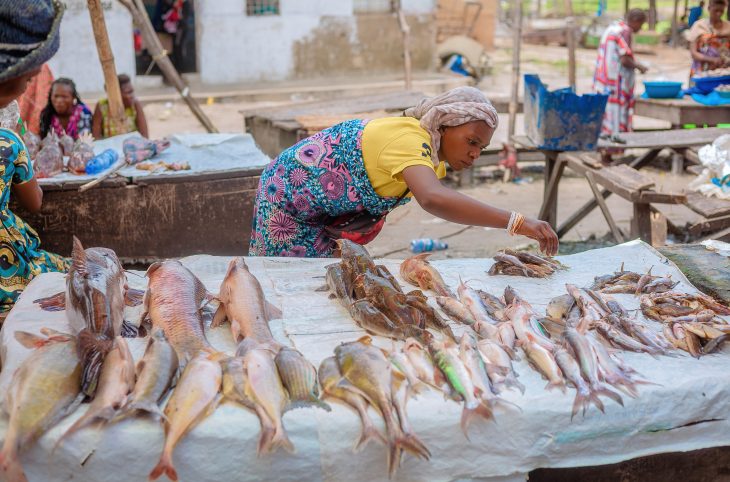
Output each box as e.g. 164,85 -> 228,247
671,0 -> 680,46
118,0 -> 218,133
397,8 -> 413,91
648,0 -> 657,30
508,0 -> 523,138
87,0 -> 128,136
564,0 -> 576,90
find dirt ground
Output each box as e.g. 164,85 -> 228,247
137,42 -> 707,259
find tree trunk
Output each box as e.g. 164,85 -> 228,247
648,0 -> 658,30
508,0 -> 523,138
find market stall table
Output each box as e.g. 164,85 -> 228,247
635,97 -> 730,129
1,241 -> 729,481
13,133 -> 270,261
512,127 -> 730,242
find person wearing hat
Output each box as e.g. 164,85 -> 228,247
0,0 -> 70,314
248,86 -> 559,258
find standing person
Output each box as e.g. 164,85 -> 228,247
17,63 -> 54,135
248,87 -> 559,258
92,73 -> 149,139
593,9 -> 648,162
689,0 -> 706,27
687,0 -> 730,80
38,77 -> 93,140
0,0 -> 70,315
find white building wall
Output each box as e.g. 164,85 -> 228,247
49,0 -> 135,94
197,0 -> 355,84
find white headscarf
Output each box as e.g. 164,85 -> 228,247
404,86 -> 499,165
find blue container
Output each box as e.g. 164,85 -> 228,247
85,149 -> 119,175
524,74 -> 609,151
410,238 -> 448,253
692,75 -> 730,94
643,81 -> 683,98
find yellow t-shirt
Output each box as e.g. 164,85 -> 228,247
362,117 -> 446,197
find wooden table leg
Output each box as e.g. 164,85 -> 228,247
540,151 -> 561,227
631,203 -> 653,243
585,171 -> 625,243
538,156 -> 566,226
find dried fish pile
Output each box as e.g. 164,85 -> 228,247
640,291 -> 730,357
591,265 -> 678,294
325,240 -> 455,340
487,249 -> 567,278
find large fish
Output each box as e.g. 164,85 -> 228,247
400,253 -> 454,297
318,356 -> 387,452
212,257 -> 282,345
274,347 -> 330,411
57,336 -> 136,443
335,336 -> 429,477
37,237 -> 141,397
117,329 -> 178,420
149,353 -> 222,481
143,260 -> 216,368
0,332 -> 83,482
349,299 -> 424,340
553,347 -> 604,419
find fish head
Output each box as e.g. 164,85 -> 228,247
503,286 -> 520,305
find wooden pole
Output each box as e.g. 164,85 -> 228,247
397,8 -> 413,91
87,0 -> 128,136
119,0 -> 219,133
625,0 -> 630,15
648,0 -> 657,30
508,0 -> 523,138
564,0 -> 576,90
671,0 -> 680,46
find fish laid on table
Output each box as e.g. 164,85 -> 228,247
349,299 -> 424,340
149,353 -> 222,481
212,257 -> 283,345
553,347 -> 604,419
318,356 -> 387,452
591,265 -> 678,295
242,344 -> 294,455
436,296 -> 477,326
34,236 -> 143,398
476,338 -> 524,394
57,337 -> 136,443
117,329 -> 178,421
275,346 -> 330,411
400,253 -> 455,297
335,336 -> 430,477
0,332 -> 83,482
458,333 -> 516,413
143,260 -> 217,368
325,263 -> 352,306
487,249 -> 566,278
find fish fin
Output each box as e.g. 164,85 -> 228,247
117,400 -> 168,423
145,261 -> 163,279
315,284 -> 329,292
0,449 -> 27,482
121,320 -> 141,338
356,335 -> 373,345
354,422 -> 388,453
210,305 -> 228,328
33,291 -> 66,311
269,424 -> 295,455
413,252 -> 432,261
14,331 -> 49,349
545,380 -> 567,394
506,377 -> 526,395
595,385 -> 625,406
71,236 -> 88,277
397,433 -> 431,461
124,288 -> 145,307
149,451 -> 178,481
265,301 -> 283,320
285,399 -> 331,412
77,330 -> 114,398
570,392 -> 589,421
56,405 -> 117,450
460,403 -> 493,440
590,392 -> 606,414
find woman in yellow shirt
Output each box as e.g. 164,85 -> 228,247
249,87 -> 558,258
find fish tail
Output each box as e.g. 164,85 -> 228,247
120,400 -> 167,422
505,375 -> 526,395
149,451 -> 178,481
269,424 -> 295,454
56,405 -> 116,449
125,288 -> 145,307
353,422 -> 387,453
397,433 -> 431,460
33,290 -> 66,311
589,392 -> 606,414
460,402 -> 493,439
596,385 -> 625,406
0,447 -> 27,482
545,380 -> 567,394
387,444 -> 401,479
77,330 -> 114,397
256,425 -> 276,456
285,398 -> 332,412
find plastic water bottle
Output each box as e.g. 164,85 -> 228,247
85,149 -> 119,175
410,238 -> 448,253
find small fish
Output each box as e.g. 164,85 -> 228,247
318,357 -> 386,452
553,347 -> 604,419
522,335 -> 565,392
457,279 -> 498,325
477,338 -> 524,394
436,296 -> 477,325
400,253 -> 454,297
275,346 -> 330,411
546,294 -> 575,321
634,267 -> 654,295
117,329 -> 178,421
150,353 -> 222,481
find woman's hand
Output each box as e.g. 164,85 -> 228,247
516,217 -> 559,256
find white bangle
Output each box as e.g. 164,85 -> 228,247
506,211 -> 517,234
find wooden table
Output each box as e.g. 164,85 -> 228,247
512,127 -> 730,243
635,97 -> 730,129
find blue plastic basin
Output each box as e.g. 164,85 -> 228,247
693,75 -> 730,94
643,81 -> 683,98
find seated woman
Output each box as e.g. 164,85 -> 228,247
248,87 -> 558,258
687,0 -> 730,81
92,74 -> 149,139
39,77 -> 93,140
0,0 -> 70,314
